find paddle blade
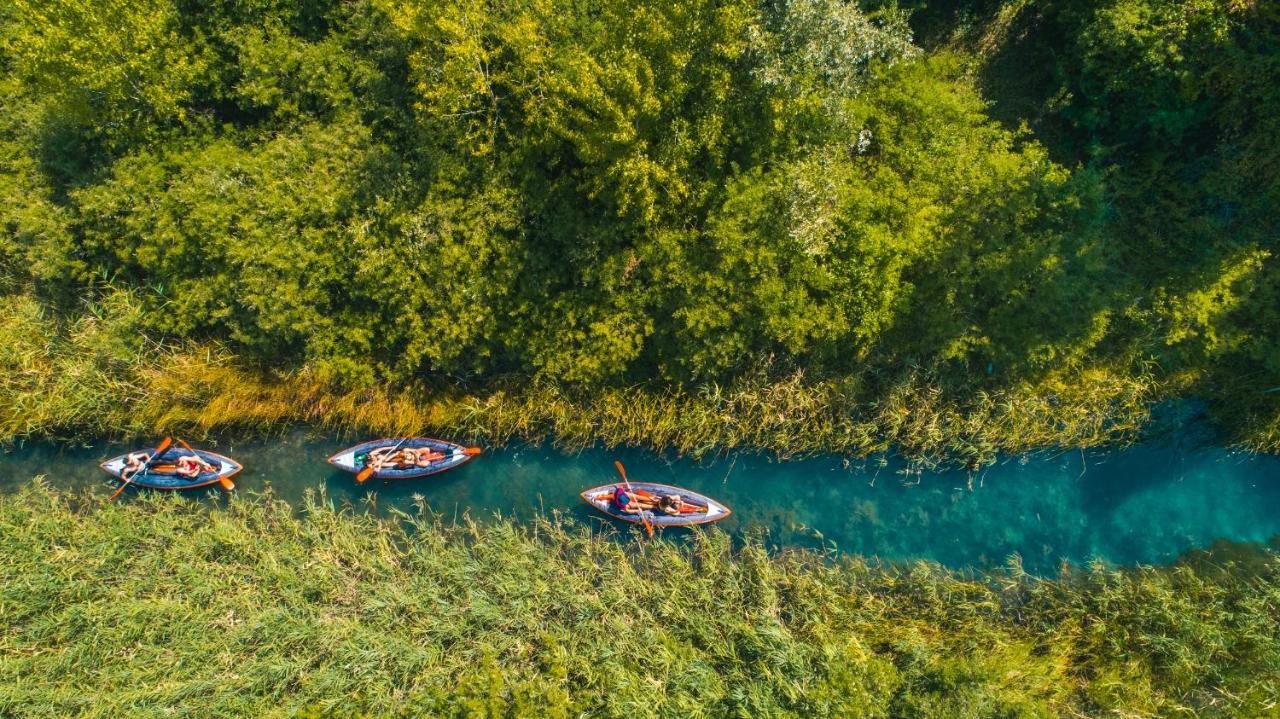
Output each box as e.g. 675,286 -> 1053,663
218,478 -> 235,491
355,465 -> 376,484
464,447 -> 482,456
153,437 -> 174,456
614,460 -> 628,483
107,482 -> 128,502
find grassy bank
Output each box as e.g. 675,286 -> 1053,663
0,293 -> 1168,466
0,485 -> 1276,718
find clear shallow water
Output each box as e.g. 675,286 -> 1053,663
2,429 -> 1278,573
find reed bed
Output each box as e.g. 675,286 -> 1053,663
0,484 -> 1275,718
0,293 -> 1164,466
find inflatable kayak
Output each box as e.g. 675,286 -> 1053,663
327,437 -> 480,483
100,446 -> 241,491
580,482 -> 731,526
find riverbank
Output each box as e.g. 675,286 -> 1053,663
0,485 -> 1275,718
6,291 -> 1277,466
1,294 -> 1169,465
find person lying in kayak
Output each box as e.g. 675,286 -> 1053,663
368,446 -> 446,472
612,485 -> 657,513
121,450 -> 215,479
658,493 -> 685,516
121,452 -> 151,480
174,453 -> 218,478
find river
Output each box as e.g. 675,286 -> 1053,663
2,427 -> 1277,573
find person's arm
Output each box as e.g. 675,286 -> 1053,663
122,454 -> 146,479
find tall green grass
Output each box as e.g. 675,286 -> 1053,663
0,485 -> 1275,718
0,293 -> 1166,466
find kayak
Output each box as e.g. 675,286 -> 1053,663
100,447 -> 241,491
327,437 -> 480,483
580,482 -> 731,526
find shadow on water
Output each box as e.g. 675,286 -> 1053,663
2,425 -> 1278,574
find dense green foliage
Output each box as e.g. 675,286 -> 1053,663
0,485 -> 1276,717
0,290 -> 1155,463
0,0 -> 1276,450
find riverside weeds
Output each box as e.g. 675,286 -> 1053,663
0,293 -> 1166,467
0,484 -> 1276,718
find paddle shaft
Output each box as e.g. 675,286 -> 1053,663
109,437 -> 173,502
614,460 -> 654,537
356,437 -> 411,483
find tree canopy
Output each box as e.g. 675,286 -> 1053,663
0,0 -> 1275,444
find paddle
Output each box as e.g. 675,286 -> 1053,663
109,437 -> 173,502
614,460 -> 654,538
356,437 -> 410,484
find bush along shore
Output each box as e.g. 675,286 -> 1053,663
0,485 -> 1277,718
0,292 -> 1166,467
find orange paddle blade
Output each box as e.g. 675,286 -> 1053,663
107,482 -> 129,502
614,460 -> 628,483
218,478 -> 235,491
464,447 -> 482,456
355,465 -> 376,484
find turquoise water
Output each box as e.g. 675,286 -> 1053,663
2,428 -> 1277,573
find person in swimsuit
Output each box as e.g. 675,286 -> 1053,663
612,485 -> 656,514
368,446 -> 446,471
174,453 -> 217,478
658,493 -> 685,516
366,446 -> 400,472
407,448 -> 445,467
121,452 -> 151,480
